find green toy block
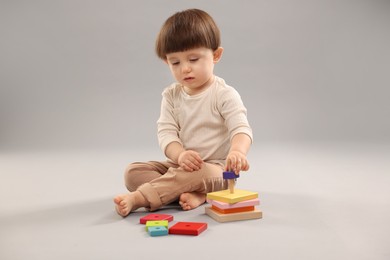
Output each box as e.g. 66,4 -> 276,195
145,220 -> 169,231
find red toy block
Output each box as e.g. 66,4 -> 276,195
168,222 -> 207,236
139,214 -> 174,224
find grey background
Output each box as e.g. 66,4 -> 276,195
1,0 -> 389,150
1,1 -> 390,260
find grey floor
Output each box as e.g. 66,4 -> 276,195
1,0 -> 389,259
1,142 -> 389,260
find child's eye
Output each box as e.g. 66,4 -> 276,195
189,58 -> 199,62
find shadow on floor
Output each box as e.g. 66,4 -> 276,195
0,197 -> 184,228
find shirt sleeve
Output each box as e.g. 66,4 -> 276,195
217,86 -> 253,143
157,87 -> 183,155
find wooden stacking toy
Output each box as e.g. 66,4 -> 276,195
205,171 -> 262,222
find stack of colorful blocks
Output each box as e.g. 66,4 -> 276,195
205,171 -> 262,222
140,213 -> 173,237
140,213 -> 207,237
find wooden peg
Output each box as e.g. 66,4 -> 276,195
223,171 -> 240,194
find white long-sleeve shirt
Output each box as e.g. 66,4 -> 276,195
157,76 -> 253,166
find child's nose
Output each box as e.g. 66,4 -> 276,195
181,63 -> 191,73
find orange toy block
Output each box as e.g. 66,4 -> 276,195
205,206 -> 262,222
211,205 -> 255,214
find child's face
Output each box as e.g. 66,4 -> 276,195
165,47 -> 223,95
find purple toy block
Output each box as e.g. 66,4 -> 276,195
223,171 -> 240,179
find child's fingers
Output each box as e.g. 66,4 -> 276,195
238,158 -> 250,172
182,160 -> 197,172
242,163 -> 250,171
235,159 -> 242,173
183,164 -> 193,172
225,154 -> 249,173
183,157 -> 203,171
187,156 -> 201,169
225,156 -> 236,172
192,152 -> 203,164
184,151 -> 202,163
189,152 -> 203,170
188,160 -> 201,171
179,150 -> 203,171
191,155 -> 203,166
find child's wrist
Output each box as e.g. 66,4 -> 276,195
229,150 -> 246,157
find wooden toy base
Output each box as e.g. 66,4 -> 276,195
205,207 -> 262,222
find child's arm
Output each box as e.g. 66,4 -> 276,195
225,133 -> 251,174
165,141 -> 203,172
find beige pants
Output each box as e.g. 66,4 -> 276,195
124,161 -> 228,211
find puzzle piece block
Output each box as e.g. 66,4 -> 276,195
212,205 -> 255,214
205,206 -> 262,222
145,220 -> 168,231
223,171 -> 240,179
207,198 -> 260,209
168,222 -> 207,236
148,226 -> 168,237
207,189 -> 258,203
140,214 -> 174,224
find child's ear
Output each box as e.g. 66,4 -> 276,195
213,47 -> 224,63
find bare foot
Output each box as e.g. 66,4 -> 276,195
179,192 -> 206,211
113,191 -> 147,217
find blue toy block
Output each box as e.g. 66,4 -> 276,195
148,226 -> 168,237
223,171 -> 239,179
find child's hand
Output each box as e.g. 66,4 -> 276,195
225,151 -> 249,174
178,150 -> 203,172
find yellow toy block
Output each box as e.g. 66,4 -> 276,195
205,207 -> 262,222
206,189 -> 258,204
145,220 -> 168,231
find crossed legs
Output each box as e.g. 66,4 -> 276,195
114,161 -> 226,217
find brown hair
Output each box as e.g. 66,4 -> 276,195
155,9 -> 221,59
